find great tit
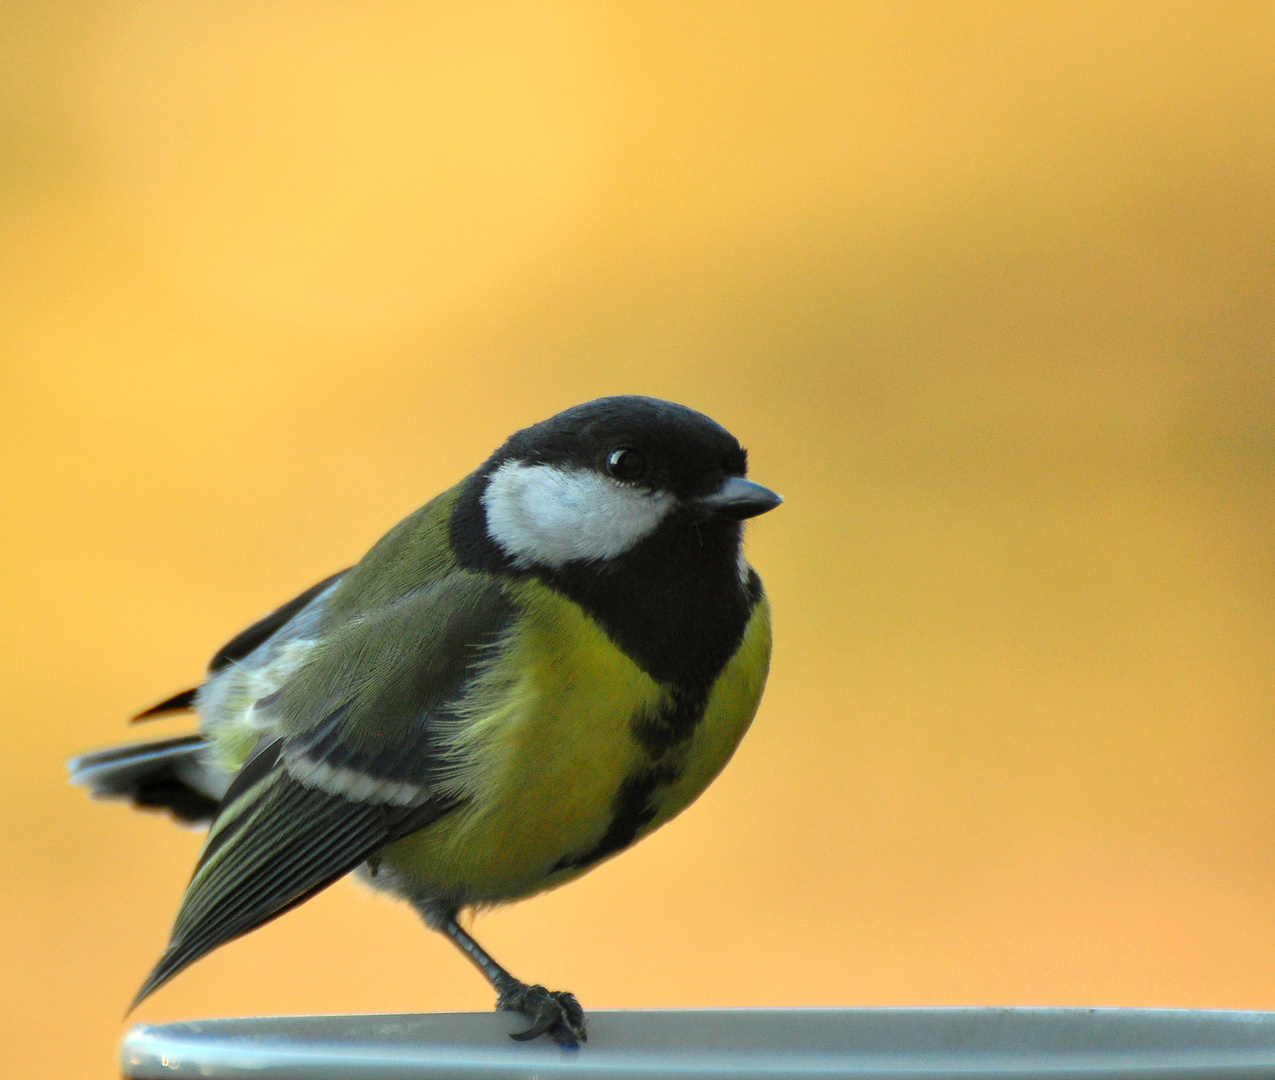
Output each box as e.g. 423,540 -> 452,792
69,396 -> 781,1047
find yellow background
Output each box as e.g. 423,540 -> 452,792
3,4 -> 1274,1075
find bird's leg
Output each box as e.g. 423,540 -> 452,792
412,901 -> 587,1047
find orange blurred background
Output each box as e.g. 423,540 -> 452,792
3,3 -> 1274,1075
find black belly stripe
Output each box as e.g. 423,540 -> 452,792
552,761 -> 681,873
631,688 -> 707,756
552,691 -> 709,874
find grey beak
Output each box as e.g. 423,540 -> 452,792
695,476 -> 784,520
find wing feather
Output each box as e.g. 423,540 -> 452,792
133,566 -> 511,1006
134,770 -> 454,1007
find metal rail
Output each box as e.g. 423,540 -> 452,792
123,1006 -> 1275,1079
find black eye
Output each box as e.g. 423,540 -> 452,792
606,447 -> 647,482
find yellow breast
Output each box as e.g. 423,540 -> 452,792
381,579 -> 771,904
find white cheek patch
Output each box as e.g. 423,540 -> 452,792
482,461 -> 675,569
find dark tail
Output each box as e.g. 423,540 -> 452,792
68,735 -> 223,826
131,687 -> 199,723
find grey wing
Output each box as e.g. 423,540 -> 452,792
207,568 -> 351,674
132,568 -> 351,722
133,570 -> 513,1007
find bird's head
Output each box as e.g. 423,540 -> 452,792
452,396 -> 781,573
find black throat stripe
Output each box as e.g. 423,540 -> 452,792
450,465 -> 764,691
537,524 -> 758,689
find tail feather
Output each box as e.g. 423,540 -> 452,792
132,687 -> 200,723
68,735 -> 225,826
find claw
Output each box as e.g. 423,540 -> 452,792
497,982 -> 587,1048
510,1014 -> 556,1042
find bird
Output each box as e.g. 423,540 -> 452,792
68,395 -> 781,1047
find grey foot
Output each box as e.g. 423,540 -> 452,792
497,982 -> 587,1047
